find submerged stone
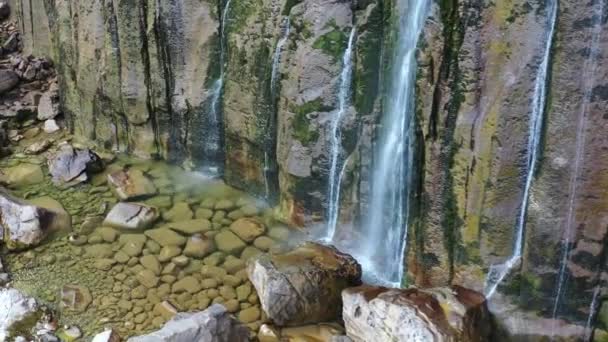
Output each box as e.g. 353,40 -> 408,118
107,168 -> 158,200
103,202 -> 159,230
162,202 -> 194,222
214,230 -> 247,255
183,235 -> 215,259
60,285 -> 92,312
145,228 -> 187,247
127,304 -> 249,342
229,218 -> 266,243
167,219 -> 212,235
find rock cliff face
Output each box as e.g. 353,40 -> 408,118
10,0 -> 608,339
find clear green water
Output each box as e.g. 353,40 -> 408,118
1,153 -> 295,340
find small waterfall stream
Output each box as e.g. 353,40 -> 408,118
324,27 -> 357,243
551,0 -> 605,328
204,0 -> 232,174
263,17 -> 291,200
485,0 -> 558,298
360,0 -> 430,286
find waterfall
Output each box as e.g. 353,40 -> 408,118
359,0 -> 430,286
551,0 -> 605,325
485,0 -> 558,298
324,27 -> 357,243
204,0 -> 232,174
263,17 -> 291,200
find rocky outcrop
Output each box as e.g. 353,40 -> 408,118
342,285 -> 491,342
248,242 -> 362,326
47,144 -> 103,186
0,189 -> 70,250
0,288 -> 40,341
127,304 -> 249,342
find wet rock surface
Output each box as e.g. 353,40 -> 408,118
342,285 -> 491,342
248,242 -> 362,326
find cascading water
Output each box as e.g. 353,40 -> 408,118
359,0 -> 430,286
484,0 -> 558,298
551,0 -> 605,328
324,27 -> 356,243
204,0 -> 232,174
263,17 -> 291,200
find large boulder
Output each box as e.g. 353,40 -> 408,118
107,168 -> 157,200
103,202 -> 159,230
0,190 -> 71,250
0,288 -> 40,341
342,285 -> 491,342
0,70 -> 18,94
248,242 -> 362,326
47,144 -> 103,186
127,304 -> 249,342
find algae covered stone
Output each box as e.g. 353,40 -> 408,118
183,235 -> 215,258
167,219 -> 212,235
214,230 -> 247,254
145,228 -> 187,247
229,218 -> 266,243
162,202 -> 193,222
0,163 -> 44,187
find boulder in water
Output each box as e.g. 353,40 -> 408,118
342,285 -> 491,342
47,144 -> 103,186
0,190 -> 71,250
248,242 -> 362,326
107,168 -> 157,200
103,202 -> 158,230
127,304 -> 249,342
0,288 -> 40,341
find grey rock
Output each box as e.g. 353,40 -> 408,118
127,304 -> 249,342
0,190 -> 70,250
47,144 -> 103,186
0,288 -> 39,341
103,202 -> 159,230
37,89 -> 60,120
0,70 -> 18,94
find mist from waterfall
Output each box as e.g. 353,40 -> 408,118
204,0 -> 232,174
485,0 -> 558,298
263,17 -> 291,201
551,0 -> 605,328
324,27 -> 357,243
359,0 -> 430,287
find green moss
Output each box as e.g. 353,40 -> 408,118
312,27 -> 348,61
290,99 -> 330,145
354,3 -> 384,115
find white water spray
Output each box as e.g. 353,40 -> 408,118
360,0 -> 430,287
551,0 -> 604,324
204,0 -> 232,173
485,0 -> 558,298
324,27 -> 357,242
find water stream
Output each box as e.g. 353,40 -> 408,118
263,17 -> 291,200
551,0 -> 605,327
324,27 -> 357,243
360,0 -> 430,286
204,0 -> 232,174
485,0 -> 558,298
